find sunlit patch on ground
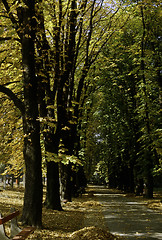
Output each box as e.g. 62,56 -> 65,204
0,186 -> 122,239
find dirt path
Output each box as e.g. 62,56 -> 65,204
90,185 -> 162,240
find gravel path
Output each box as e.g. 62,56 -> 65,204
92,186 -> 162,240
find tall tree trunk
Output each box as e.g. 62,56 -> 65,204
60,163 -> 72,202
46,161 -> 62,210
34,2 -> 62,210
18,3 -> 43,226
44,133 -> 62,210
59,129 -> 73,202
59,119 -> 76,202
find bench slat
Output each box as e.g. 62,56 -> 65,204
0,210 -> 36,240
0,213 -> 9,240
12,227 -> 36,240
0,211 -> 20,225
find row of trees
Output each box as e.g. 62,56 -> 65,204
0,0 -> 124,227
84,0 -> 161,196
0,0 -> 161,228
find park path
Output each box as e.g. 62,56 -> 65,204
91,185 -> 162,240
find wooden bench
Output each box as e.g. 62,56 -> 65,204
0,208 -> 36,240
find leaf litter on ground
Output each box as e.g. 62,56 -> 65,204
1,186 -> 161,239
0,186 -> 122,239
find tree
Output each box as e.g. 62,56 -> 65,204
84,0 -> 161,197
34,0 -> 124,203
1,0 -> 43,226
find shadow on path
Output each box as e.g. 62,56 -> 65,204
89,185 -> 162,240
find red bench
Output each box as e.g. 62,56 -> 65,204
0,209 -> 36,240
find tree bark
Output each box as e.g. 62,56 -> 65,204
34,2 -> 63,210
18,3 -> 43,226
44,132 -> 62,210
45,161 -> 62,210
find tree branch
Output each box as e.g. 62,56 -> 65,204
0,37 -> 21,42
0,85 -> 25,115
1,0 -> 22,39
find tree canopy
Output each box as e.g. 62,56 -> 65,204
0,0 -> 161,226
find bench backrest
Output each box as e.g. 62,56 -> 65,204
0,211 -> 20,225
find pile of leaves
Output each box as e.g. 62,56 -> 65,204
70,226 -> 120,240
146,199 -> 162,210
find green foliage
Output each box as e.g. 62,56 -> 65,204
0,0 -> 161,196
44,151 -> 82,166
84,0 -> 161,193
94,161 -> 109,184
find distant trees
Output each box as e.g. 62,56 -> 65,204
84,0 -> 161,198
